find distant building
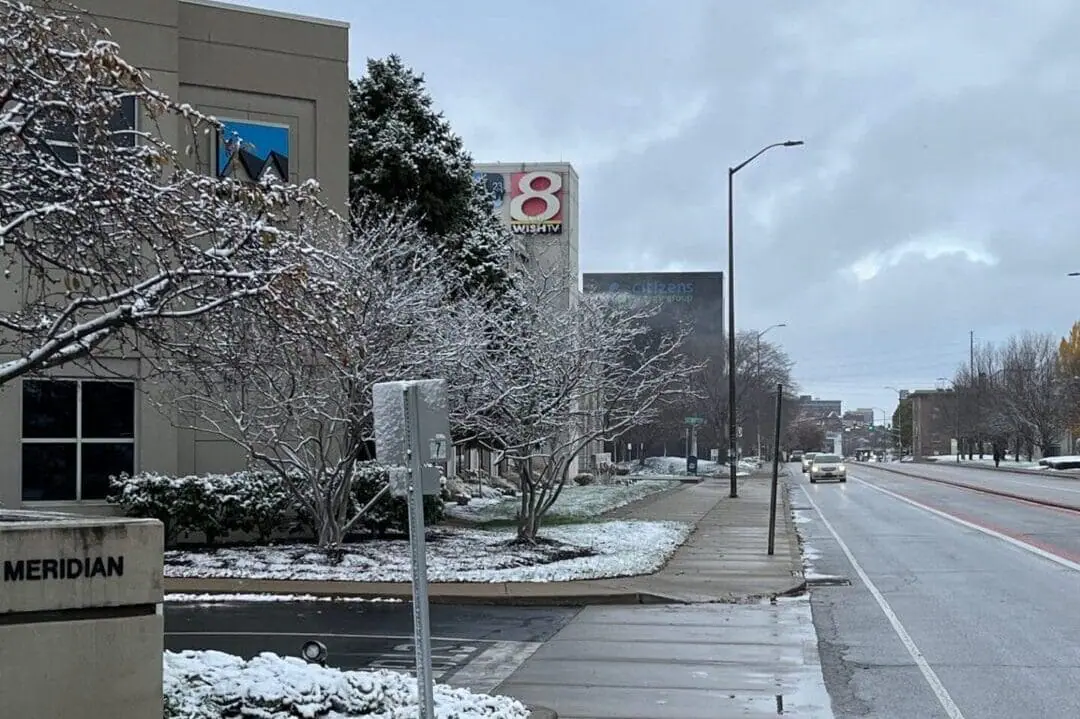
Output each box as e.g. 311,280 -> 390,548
909,389 -> 957,457
798,397 -> 842,420
582,271 -> 724,461
842,408 -> 875,430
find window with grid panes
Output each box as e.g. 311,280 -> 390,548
21,379 -> 136,501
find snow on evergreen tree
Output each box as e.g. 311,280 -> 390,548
348,55 -> 515,297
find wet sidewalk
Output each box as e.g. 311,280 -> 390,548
164,472 -> 804,604
496,597 -> 833,719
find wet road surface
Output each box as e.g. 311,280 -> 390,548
794,462 -> 1080,718
165,600 -> 580,693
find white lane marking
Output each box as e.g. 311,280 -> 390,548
800,485 -> 967,719
446,640 -> 542,693
851,476 -> 1080,573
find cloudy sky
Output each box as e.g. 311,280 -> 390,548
239,0 -> 1080,417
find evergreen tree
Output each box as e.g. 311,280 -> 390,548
348,55 -> 515,296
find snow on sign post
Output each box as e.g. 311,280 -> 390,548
372,379 -> 450,719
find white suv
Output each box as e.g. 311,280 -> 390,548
801,452 -> 817,473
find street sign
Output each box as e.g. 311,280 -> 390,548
687,455 -> 698,474
685,417 -> 705,426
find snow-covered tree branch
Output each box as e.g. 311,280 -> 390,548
155,212 -> 471,546
455,269 -> 702,541
0,0 -> 327,385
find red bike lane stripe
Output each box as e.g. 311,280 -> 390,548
861,465 -> 1080,516
859,477 -> 1080,566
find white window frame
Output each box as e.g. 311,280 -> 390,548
21,378 -> 138,503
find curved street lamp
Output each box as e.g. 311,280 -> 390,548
727,142 -> 803,498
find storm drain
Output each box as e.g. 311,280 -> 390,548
806,575 -> 851,587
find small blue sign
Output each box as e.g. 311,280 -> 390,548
216,119 -> 289,181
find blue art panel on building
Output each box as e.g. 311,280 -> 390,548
215,119 -> 290,181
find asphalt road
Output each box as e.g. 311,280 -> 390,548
792,462 -> 1080,718
165,601 -> 580,693
873,460 -> 1080,508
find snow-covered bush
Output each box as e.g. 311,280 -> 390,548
345,461 -> 445,537
109,465 -> 444,546
164,650 -> 528,719
108,472 -> 276,545
573,473 -> 596,486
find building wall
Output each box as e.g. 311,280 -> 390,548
910,390 -> 957,457
0,0 -> 348,509
582,272 -> 724,460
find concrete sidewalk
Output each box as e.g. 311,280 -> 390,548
164,472 -> 804,604
496,598 -> 833,719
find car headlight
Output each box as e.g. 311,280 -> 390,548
838,464 -> 846,472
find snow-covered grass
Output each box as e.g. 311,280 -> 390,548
164,650 -> 527,719
634,456 -> 751,477
165,593 -> 404,604
165,520 -> 692,584
445,480 -> 677,523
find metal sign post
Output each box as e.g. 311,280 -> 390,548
768,383 -> 783,556
373,379 -> 449,719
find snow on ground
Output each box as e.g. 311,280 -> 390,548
164,650 -> 527,719
165,520 -> 692,584
165,593 -> 404,604
446,480 -> 676,523
633,456 -> 752,477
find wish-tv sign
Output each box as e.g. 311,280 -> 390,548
583,272 -> 723,305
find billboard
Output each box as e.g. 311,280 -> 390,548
473,168 -> 565,235
582,271 -> 724,337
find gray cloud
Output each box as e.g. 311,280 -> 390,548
237,0 -> 1080,412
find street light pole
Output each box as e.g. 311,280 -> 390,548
727,141 -> 803,499
755,323 -> 787,462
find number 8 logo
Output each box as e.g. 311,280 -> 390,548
509,171 -> 563,223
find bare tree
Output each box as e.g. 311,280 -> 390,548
156,213 -> 467,546
954,332 -> 1067,461
697,330 -> 797,459
0,0 -> 325,386
998,332 -> 1065,458
457,271 -> 700,542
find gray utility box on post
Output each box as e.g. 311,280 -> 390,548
0,509 -> 164,719
373,379 -> 451,496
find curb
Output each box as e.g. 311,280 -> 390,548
527,705 -> 557,719
163,577 -> 685,606
918,458 -> 1080,480
858,463 -> 1080,514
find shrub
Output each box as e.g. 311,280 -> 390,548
109,464 -> 445,546
573,472 -> 596,486
347,461 -> 445,538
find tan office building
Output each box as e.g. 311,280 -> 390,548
0,0 -> 348,509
